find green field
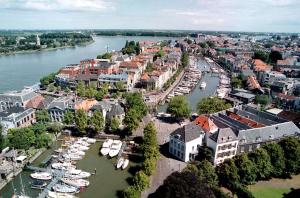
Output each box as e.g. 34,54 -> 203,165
249,175 -> 300,198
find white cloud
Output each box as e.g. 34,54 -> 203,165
0,0 -> 115,11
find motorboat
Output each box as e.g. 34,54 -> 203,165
70,144 -> 89,151
87,138 -> 96,144
54,148 -> 64,154
47,191 -> 78,198
102,139 -> 113,148
52,183 -> 79,194
75,140 -> 90,147
31,180 -> 47,189
63,153 -> 83,161
100,147 -> 110,156
122,159 -> 129,170
64,169 -> 91,179
52,162 -> 76,170
116,157 -> 124,169
61,178 -> 90,187
200,82 -> 207,89
68,149 -> 85,156
30,172 -> 52,181
12,195 -> 30,198
109,140 -> 122,158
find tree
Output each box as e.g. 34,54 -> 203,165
263,142 -> 285,177
125,92 -> 147,118
76,81 -> 86,97
199,42 -> 208,48
75,109 -> 88,133
115,81 -> 124,91
97,52 -> 112,60
7,128 -> 36,150
167,96 -> 191,120
86,86 -> 96,99
196,146 -> 213,162
197,97 -> 231,114
196,160 -> 219,187
207,41 -> 215,48
234,154 -> 257,185
253,51 -> 269,62
231,76 -> 242,88
35,133 -> 51,148
63,110 -> 75,125
48,84 -> 56,92
90,110 -> 104,132
123,186 -> 140,198
36,109 -> 50,123
142,158 -> 156,176
269,51 -> 282,64
141,122 -> 159,159
255,95 -> 270,107
217,159 -> 240,187
124,109 -> 140,134
154,50 -> 165,60
145,62 -> 154,73
132,171 -> 150,191
47,122 -> 62,135
279,137 -> 300,175
181,52 -> 189,68
150,171 -> 217,198
95,90 -> 105,101
248,148 -> 272,180
110,117 -> 120,132
0,124 -> 5,152
40,72 -> 57,87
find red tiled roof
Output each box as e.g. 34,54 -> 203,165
253,59 -> 272,72
194,115 -> 218,133
227,111 -> 265,128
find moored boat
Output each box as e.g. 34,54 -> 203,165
109,140 -> 122,158
122,159 -> 129,170
87,138 -> 96,144
30,172 -> 52,181
64,169 -> 91,179
31,180 -> 47,189
52,183 -> 79,194
61,178 -> 90,187
116,157 -> 124,169
200,82 -> 207,89
47,191 -> 78,198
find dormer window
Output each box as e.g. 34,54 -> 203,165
269,135 -> 274,139
228,136 -> 232,141
256,137 -> 262,142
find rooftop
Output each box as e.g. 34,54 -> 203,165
170,123 -> 204,143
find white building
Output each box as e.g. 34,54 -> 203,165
169,123 -> 205,162
207,128 -> 239,165
262,71 -> 286,85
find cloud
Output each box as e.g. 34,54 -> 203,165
0,0 -> 115,11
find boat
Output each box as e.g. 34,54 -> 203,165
122,159 -> 129,170
30,172 -> 52,181
52,183 -> 79,194
68,149 -> 85,156
64,169 -> 91,179
61,178 -> 90,187
52,162 -> 76,170
100,147 -> 110,156
116,157 -> 124,169
31,180 -> 47,189
87,138 -> 96,144
109,140 -> 122,158
102,139 -> 113,148
47,191 -> 78,198
54,148 -> 64,154
63,153 -> 83,161
200,82 -> 207,89
12,195 -> 30,198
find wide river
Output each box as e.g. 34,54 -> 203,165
0,36 -> 175,93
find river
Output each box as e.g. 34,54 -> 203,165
0,36 -> 175,93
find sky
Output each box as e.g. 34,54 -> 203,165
0,0 -> 299,33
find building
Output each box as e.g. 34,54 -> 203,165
47,96 -> 74,122
0,107 -> 36,135
169,123 -> 205,162
262,71 -> 286,86
229,89 -> 256,104
107,103 -> 125,127
207,128 -> 238,165
98,73 -> 133,91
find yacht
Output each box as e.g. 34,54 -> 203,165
52,183 -> 79,194
61,178 -> 90,188
109,140 -> 122,158
87,138 -> 96,144
52,162 -> 76,170
67,149 -> 85,156
63,153 -> 83,161
200,82 -> 207,89
100,139 -> 113,156
30,172 -> 52,181
64,169 -> 91,179
47,191 -> 78,198
116,157 -> 125,169
122,159 -> 129,170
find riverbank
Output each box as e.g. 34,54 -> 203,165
0,40 -> 94,56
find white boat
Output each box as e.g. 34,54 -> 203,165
61,178 -> 90,187
68,149 -> 85,156
116,157 -> 124,169
64,169 -> 91,179
102,139 -> 113,148
52,183 -> 79,194
122,159 -> 129,170
52,162 -> 76,170
200,82 -> 207,89
75,140 -> 90,147
47,191 -> 78,198
30,172 -> 52,181
109,140 -> 122,158
54,148 -> 64,154
100,147 -> 110,156
70,144 -> 89,151
87,138 -> 96,144
63,153 -> 83,161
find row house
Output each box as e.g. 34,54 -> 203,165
0,107 -> 36,135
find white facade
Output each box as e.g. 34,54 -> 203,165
169,134 -> 203,162
262,71 -> 286,85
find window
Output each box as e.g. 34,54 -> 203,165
181,153 -> 183,159
192,146 -> 194,151
177,143 -> 180,149
170,148 -> 173,154
177,151 -> 180,157
170,139 -> 173,144
256,144 -> 260,149
181,145 -> 184,151
240,146 -> 244,153
249,145 -> 252,152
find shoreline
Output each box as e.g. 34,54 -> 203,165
0,40 -> 94,56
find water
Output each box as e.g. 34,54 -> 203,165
158,59 -> 220,112
0,36 -> 175,93
0,142 -> 141,198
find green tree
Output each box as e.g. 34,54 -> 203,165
154,50 -> 165,60
269,51 -> 282,64
141,122 -> 159,159
199,42 -> 208,48
234,154 -> 257,185
217,159 -> 240,187
253,51 -> 269,62
30,123 -> 48,135
35,133 -> 51,148
7,128 -> 36,150
86,86 -> 96,99
63,110 -> 75,125
132,171 -> 150,191
142,158 -> 156,176
249,148 -> 272,180
196,160 -> 219,187
115,81 -> 124,91
76,81 -> 86,97
207,41 -> 215,48
36,109 -> 50,123
110,117 -> 120,132
196,146 -> 213,162
90,110 -> 104,132
255,95 -> 270,107
95,90 -> 105,101
197,97 -> 231,114
97,52 -> 112,59
124,109 -> 140,134
125,92 -> 147,118
0,124 -> 5,152
263,142 -> 285,177
75,109 -> 88,133
123,186 -> 140,198
279,137 -> 300,175
40,72 -> 57,87
181,52 -> 189,68
48,84 -> 56,92
145,62 -> 154,73
231,76 -> 242,88
167,96 -> 191,120
47,122 -> 62,136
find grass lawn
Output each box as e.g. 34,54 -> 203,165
249,175 -> 300,198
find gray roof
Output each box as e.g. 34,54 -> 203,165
91,101 -> 112,112
230,92 -> 256,100
209,128 -> 238,143
48,96 -> 73,111
238,121 -> 300,145
170,123 -> 204,143
108,104 -> 125,117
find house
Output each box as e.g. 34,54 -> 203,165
207,128 -> 238,165
107,103 -> 125,127
89,101 -> 112,123
262,71 -> 286,86
247,76 -> 261,91
169,123 -> 205,162
252,59 -> 273,83
229,90 -> 256,104
47,96 -> 74,122
58,64 -> 81,78
98,73 -> 133,91
0,107 -> 36,135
